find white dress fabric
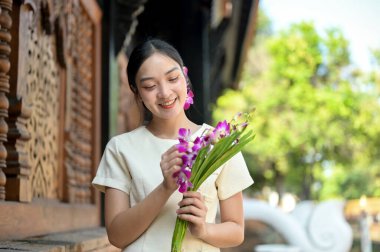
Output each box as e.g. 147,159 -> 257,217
92,123 -> 254,251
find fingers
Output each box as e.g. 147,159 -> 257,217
166,144 -> 179,153
176,191 -> 208,238
167,157 -> 183,170
176,206 -> 205,220
161,146 -> 182,162
180,191 -> 205,207
160,156 -> 182,175
177,192 -> 207,217
160,145 -> 183,174
160,145 -> 183,191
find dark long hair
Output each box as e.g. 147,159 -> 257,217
127,39 -> 186,95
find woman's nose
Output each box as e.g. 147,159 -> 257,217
157,83 -> 171,98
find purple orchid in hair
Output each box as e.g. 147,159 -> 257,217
182,66 -> 194,110
184,90 -> 194,110
183,66 -> 188,76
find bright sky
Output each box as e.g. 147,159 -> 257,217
260,0 -> 380,71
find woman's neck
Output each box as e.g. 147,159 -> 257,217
147,116 -> 199,140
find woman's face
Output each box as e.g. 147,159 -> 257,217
135,53 -> 187,120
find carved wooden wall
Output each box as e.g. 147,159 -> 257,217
63,0 -> 99,204
0,0 -> 102,240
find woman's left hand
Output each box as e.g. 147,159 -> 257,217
176,191 -> 208,239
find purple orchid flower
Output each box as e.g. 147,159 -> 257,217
178,128 -> 191,141
181,154 -> 195,168
174,118 -> 240,193
175,129 -> 207,192
176,166 -> 193,193
177,128 -> 192,153
202,129 -> 216,145
183,66 -> 188,76
178,176 -> 193,193
214,120 -> 230,139
184,90 -> 194,110
192,137 -> 204,152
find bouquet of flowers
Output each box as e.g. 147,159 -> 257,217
171,111 -> 255,252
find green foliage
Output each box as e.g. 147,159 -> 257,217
213,19 -> 380,200
268,22 -> 322,84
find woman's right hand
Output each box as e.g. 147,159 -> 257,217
160,145 -> 183,192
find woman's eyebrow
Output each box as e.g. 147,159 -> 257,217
140,76 -> 154,83
165,67 -> 179,75
140,67 -> 179,83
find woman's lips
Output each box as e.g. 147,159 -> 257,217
160,98 -> 177,109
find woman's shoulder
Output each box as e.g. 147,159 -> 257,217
107,126 -> 147,147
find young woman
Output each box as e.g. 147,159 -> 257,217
92,39 -> 253,251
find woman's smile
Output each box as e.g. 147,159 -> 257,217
160,98 -> 177,109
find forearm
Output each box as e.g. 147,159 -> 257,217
200,221 -> 244,248
107,184 -> 173,248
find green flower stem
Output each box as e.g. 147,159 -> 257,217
190,132 -> 240,185
194,131 -> 255,190
171,217 -> 188,252
192,130 -> 254,190
190,147 -> 208,175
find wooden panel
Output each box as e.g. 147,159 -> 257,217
0,201 -> 99,240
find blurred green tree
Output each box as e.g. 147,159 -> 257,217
213,11 -> 380,200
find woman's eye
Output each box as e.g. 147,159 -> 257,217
169,76 -> 179,82
143,85 -> 155,90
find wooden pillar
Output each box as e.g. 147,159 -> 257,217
5,0 -> 33,202
0,0 -> 12,201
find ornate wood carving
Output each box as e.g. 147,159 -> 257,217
0,0 -> 102,238
4,0 -> 101,204
63,0 -> 99,203
27,18 -> 60,200
0,0 -> 12,201
5,0 -> 60,202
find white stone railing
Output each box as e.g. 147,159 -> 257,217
244,198 -> 353,252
